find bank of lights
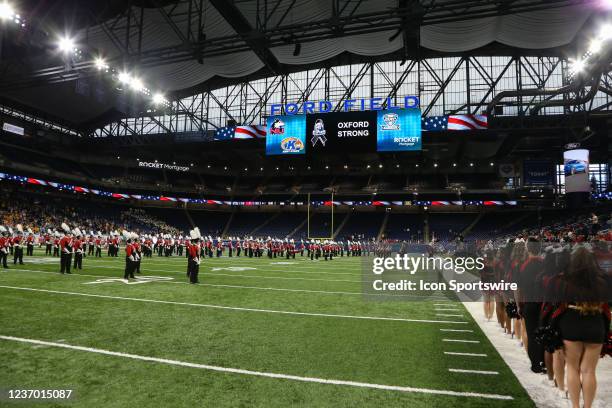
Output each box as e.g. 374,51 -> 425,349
0,2 -> 25,27
57,37 -> 169,107
568,24 -> 612,79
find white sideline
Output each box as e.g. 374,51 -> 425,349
448,368 -> 498,375
8,268 -> 449,300
0,285 -> 468,325
440,329 -> 473,333
0,335 -> 513,400
442,339 -> 480,343
444,352 -> 487,357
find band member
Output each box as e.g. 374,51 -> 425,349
44,231 -> 52,255
187,228 -> 201,284
95,234 -> 103,257
134,237 -> 142,274
124,232 -> 137,281
216,237 -> 223,257
87,234 -> 95,256
175,235 -> 183,257
53,232 -> 60,257
59,224 -> 73,274
73,230 -> 84,270
26,229 -> 35,256
12,226 -> 24,265
236,238 -> 241,257
227,237 -> 233,257
0,226 -> 9,268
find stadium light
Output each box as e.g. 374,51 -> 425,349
490,162 -> 494,166
433,163 -> 438,168
94,57 -> 108,70
452,163 -> 457,167
569,58 -> 585,74
378,164 -> 383,168
589,38 -> 603,54
600,23 -> 612,40
469,162 -> 474,167
366,164 -> 371,169
0,2 -> 14,20
129,77 -> 144,91
118,71 -> 131,84
58,36 -> 76,53
415,164 -> 419,168
152,93 -> 166,105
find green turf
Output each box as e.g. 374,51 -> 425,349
0,249 -> 534,407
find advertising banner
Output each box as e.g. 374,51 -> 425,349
523,160 -> 554,186
564,149 -> 590,193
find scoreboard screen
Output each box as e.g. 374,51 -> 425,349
265,115 -> 306,155
265,108 -> 421,155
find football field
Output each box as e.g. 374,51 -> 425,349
0,250 -> 534,407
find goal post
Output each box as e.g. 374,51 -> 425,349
307,192 -> 334,240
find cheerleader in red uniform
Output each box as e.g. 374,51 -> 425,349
548,247 -> 611,408
480,246 -> 496,321
509,240 -> 527,345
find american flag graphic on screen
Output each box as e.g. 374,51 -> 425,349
447,115 -> 488,130
234,125 -> 267,139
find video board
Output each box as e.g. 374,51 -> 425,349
265,108 -> 421,155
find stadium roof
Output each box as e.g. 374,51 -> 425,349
0,0 -> 601,127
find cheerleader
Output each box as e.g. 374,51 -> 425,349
540,246 -> 571,397
517,237 -> 545,373
480,246 -> 496,321
550,247 -> 611,408
509,240 -> 527,346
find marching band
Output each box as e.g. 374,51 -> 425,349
0,220 -> 374,283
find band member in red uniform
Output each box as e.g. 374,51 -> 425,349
13,225 -> 24,265
0,226 -> 9,268
87,234 -> 95,256
59,224 -> 73,274
124,232 -> 136,281
72,230 -> 84,270
44,231 -> 52,255
133,237 -> 142,274
95,234 -> 102,257
187,228 -> 201,284
236,238 -> 241,257
215,237 -> 223,257
53,232 -> 60,257
25,229 -> 35,256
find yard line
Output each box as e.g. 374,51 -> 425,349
0,285 -> 468,325
448,369 -> 498,375
440,329 -> 474,333
444,352 -> 487,357
7,269 -> 449,300
433,303 -> 455,306
435,308 -> 460,312
0,335 -> 512,400
90,265 -> 365,283
85,258 -> 366,271
436,314 -> 464,318
442,339 -> 480,343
